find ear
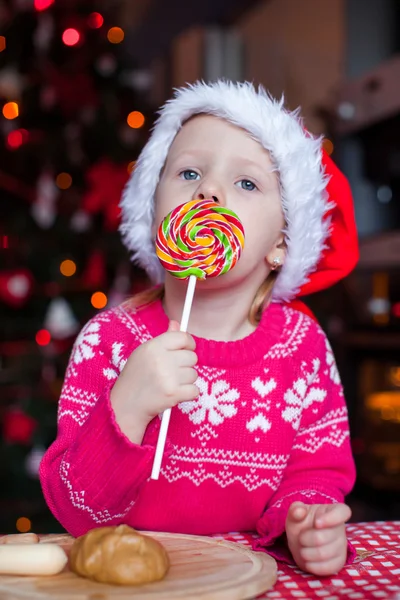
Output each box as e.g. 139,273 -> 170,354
265,232 -> 286,270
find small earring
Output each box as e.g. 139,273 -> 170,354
271,257 -> 281,270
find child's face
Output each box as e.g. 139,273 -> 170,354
155,115 -> 285,288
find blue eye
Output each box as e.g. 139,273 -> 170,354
239,179 -> 256,191
180,170 -> 200,181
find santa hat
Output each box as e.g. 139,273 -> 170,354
120,80 -> 358,302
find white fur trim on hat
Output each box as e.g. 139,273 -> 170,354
120,80 -> 331,302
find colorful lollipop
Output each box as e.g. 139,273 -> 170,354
155,199 -> 245,280
151,199 -> 245,479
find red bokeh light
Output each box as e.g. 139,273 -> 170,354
7,129 -> 28,150
393,302 -> 400,318
7,130 -> 24,149
34,0 -> 54,11
88,12 -> 104,29
36,329 -> 51,346
62,28 -> 80,47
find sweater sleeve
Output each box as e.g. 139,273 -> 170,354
253,326 -> 356,564
39,308 -> 166,537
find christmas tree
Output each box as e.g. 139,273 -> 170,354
0,0 -> 151,534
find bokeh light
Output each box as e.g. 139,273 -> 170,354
127,111 -> 145,129
127,161 -> 136,174
36,329 -> 51,346
107,27 -> 124,44
88,12 -> 104,29
323,138 -> 334,156
3,102 -> 19,120
62,28 -> 80,47
91,291 -> 107,309
0,36 -> 6,52
393,302 -> 400,319
34,0 -> 54,10
56,172 -> 72,190
16,517 -> 32,533
60,259 -> 77,277
7,130 -> 26,150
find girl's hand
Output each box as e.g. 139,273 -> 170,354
285,502 -> 351,576
110,320 -> 198,444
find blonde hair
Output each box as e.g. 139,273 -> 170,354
125,271 -> 279,327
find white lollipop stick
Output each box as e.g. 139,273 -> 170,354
151,275 -> 197,480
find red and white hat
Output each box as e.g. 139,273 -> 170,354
120,80 -> 358,301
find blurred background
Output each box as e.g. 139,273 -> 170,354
0,0 -> 399,534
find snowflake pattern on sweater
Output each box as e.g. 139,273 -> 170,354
39,299 -> 355,560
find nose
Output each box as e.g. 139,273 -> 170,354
193,181 -> 225,205
198,193 -> 219,203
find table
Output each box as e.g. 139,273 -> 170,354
213,522 -> 400,600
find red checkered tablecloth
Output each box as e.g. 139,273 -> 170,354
213,521 -> 400,599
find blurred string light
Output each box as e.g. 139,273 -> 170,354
95,54 -> 117,77
390,366 -> 400,387
56,172 -> 72,190
369,272 -> 390,325
393,302 -> 400,319
7,129 -> 28,150
16,517 -> 31,533
127,111 -> 145,129
127,160 -> 136,174
36,329 -> 51,346
0,36 -> 6,52
88,12 -> 104,29
107,27 -> 124,44
34,0 -> 54,11
62,28 -> 80,47
323,138 -> 334,156
60,259 -> 76,277
7,131 -> 23,149
91,291 -> 107,309
3,102 -> 19,119
377,185 -> 392,204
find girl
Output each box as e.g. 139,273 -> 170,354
40,81 -> 359,576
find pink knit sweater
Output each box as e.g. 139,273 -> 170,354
39,299 -> 356,561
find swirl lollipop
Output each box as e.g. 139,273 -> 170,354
155,199 -> 245,280
151,199 -> 245,479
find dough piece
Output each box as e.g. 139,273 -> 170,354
0,544 -> 67,575
69,525 -> 169,585
0,533 -> 39,544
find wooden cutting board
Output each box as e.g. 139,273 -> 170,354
0,532 -> 277,600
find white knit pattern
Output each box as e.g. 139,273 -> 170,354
60,460 -> 135,523
163,447 -> 288,492
55,305 -> 351,503
120,81 -> 332,301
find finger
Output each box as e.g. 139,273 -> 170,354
175,384 -> 199,403
299,538 -> 343,563
299,523 -> 342,547
314,504 -> 352,529
165,331 -> 196,351
179,367 -> 199,386
287,502 -> 308,523
177,350 -> 198,368
304,555 -> 346,577
168,320 -> 181,332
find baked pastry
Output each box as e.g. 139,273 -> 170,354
69,525 -> 169,585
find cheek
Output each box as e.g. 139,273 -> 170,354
154,179 -> 185,223
239,204 -> 284,255
153,181 -> 171,227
